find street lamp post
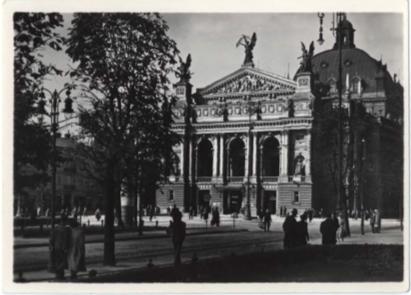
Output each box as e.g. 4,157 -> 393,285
38,87 -> 74,273
317,12 -> 350,236
39,87 -> 75,229
245,98 -> 260,220
360,138 -> 366,235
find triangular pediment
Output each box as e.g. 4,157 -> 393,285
197,66 -> 297,97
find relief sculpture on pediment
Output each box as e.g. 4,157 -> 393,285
213,74 -> 281,95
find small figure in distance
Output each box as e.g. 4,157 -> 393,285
263,209 -> 272,232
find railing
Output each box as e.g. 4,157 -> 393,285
228,176 -> 244,183
288,175 -> 306,183
197,176 -> 212,182
261,176 -> 279,183
193,175 -> 308,183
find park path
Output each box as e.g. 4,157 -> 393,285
13,216 -> 403,282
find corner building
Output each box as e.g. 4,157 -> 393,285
156,16 -> 403,218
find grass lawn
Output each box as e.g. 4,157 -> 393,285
86,244 -> 403,282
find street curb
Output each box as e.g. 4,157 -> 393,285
14,228 -> 248,249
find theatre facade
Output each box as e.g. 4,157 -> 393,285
156,63 -> 315,216
155,16 -> 403,217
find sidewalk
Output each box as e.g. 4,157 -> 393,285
14,218 -> 403,282
15,225 -> 246,249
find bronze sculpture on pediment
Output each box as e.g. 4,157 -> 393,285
236,32 -> 257,67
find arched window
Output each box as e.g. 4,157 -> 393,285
197,139 -> 213,177
328,78 -> 337,93
262,137 -> 280,176
352,77 -> 361,94
229,138 -> 245,176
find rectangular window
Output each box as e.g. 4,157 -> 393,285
169,190 -> 174,201
293,191 -> 299,203
176,87 -> 185,96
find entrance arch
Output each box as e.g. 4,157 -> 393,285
197,138 -> 213,177
262,137 -> 280,176
229,137 -> 245,176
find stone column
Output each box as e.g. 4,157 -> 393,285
244,136 -> 249,180
280,131 -> 289,178
219,135 -> 224,179
305,131 -> 311,176
180,141 -> 184,177
252,133 -> 257,177
212,136 -> 218,177
188,139 -> 193,180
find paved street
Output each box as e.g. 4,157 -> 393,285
14,215 -> 403,281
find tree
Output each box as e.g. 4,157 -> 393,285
314,100 -> 351,236
14,13 -> 64,212
66,13 -> 180,265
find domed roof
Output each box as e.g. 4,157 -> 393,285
311,47 -> 393,94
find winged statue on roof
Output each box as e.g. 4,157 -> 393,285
298,41 -> 315,73
236,32 -> 257,67
176,54 -> 192,82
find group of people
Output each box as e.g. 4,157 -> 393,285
281,208 -> 352,247
49,217 -> 86,280
282,209 -> 310,248
197,205 -> 221,227
146,204 -> 160,222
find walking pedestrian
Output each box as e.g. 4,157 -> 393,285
263,209 -> 272,232
374,209 -> 381,233
170,210 -> 186,266
188,206 -> 194,220
370,210 -> 376,233
211,206 -> 220,227
320,213 -> 339,245
338,213 -> 346,241
68,220 -> 86,279
170,204 -> 179,220
308,209 -> 313,222
282,208 -> 298,248
296,214 -> 309,246
94,208 -> 101,221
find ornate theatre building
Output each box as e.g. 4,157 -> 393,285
155,15 -> 403,217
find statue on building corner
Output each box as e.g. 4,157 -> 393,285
294,153 -> 306,176
176,54 -> 192,82
297,41 -> 315,73
236,32 -> 257,67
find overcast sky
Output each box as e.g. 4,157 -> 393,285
43,13 -> 403,93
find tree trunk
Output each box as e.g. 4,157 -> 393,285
103,160 -> 116,266
115,183 -> 124,229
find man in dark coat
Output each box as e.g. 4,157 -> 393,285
282,208 -> 298,248
170,210 -> 186,266
320,213 -> 339,245
170,204 -> 179,220
296,214 -> 309,246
